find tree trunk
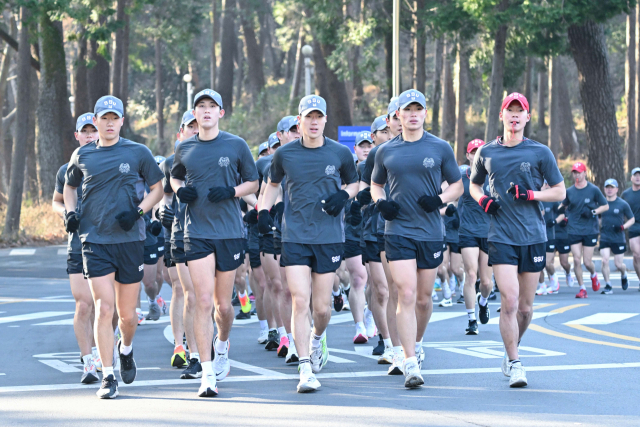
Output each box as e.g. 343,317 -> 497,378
537,63 -> 548,136
568,21 -> 625,189
238,0 -> 265,106
441,39 -> 456,143
556,58 -> 580,157
87,17 -> 110,108
120,13 -> 132,138
4,7 -> 31,239
154,37 -> 164,151
73,33 -> 90,118
413,0 -> 426,94
523,56 -> 533,138
25,66 -> 38,201
384,0 -> 393,98
431,37 -> 443,137
454,40 -> 469,163
0,28 -> 13,192
289,30 -> 304,112
217,0 -> 236,114
235,35 -> 244,105
111,0 -> 126,99
628,7 -> 637,173
211,0 -> 217,89
484,0 -> 509,143
636,3 -> 640,170
548,56 -> 560,157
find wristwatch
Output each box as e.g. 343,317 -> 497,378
591,209 -> 597,216
137,207 -> 144,217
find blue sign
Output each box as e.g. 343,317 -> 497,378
338,126 -> 369,152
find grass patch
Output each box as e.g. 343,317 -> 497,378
0,202 -> 66,247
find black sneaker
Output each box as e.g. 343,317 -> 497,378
601,284 -> 613,295
475,279 -> 480,293
96,374 -> 119,399
265,330 -> 279,351
457,294 -> 465,304
372,334 -> 384,356
231,295 -> 240,306
118,340 -> 137,384
477,293 -> 490,324
333,293 -> 344,312
344,286 -> 351,299
488,291 -> 497,300
250,307 -> 257,316
235,310 -> 251,320
465,320 -> 479,335
622,276 -> 629,291
181,357 -> 203,379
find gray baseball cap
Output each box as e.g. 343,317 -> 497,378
387,97 -> 399,118
268,132 -> 280,148
94,95 -> 124,118
75,112 -> 95,132
277,116 -> 297,133
355,131 -> 373,146
299,95 -> 327,116
604,178 -> 618,188
154,155 -> 166,165
632,167 -> 640,176
398,89 -> 427,110
193,89 -> 223,109
181,110 -> 196,127
258,142 -> 269,154
371,115 -> 388,133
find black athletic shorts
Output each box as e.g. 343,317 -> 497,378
281,242 -> 344,274
599,241 -> 627,255
171,240 -> 187,264
82,241 -> 144,284
630,231 -> 640,240
377,234 -> 386,255
487,242 -> 546,273
384,235 -> 444,270
344,240 -> 362,259
568,234 -> 599,247
67,252 -> 83,275
156,236 -> 165,259
273,237 -> 282,256
144,245 -> 159,265
363,241 -> 381,263
458,235 -> 488,254
555,238 -> 571,254
164,242 -> 174,268
447,242 -> 460,254
259,235 -> 276,255
248,247 -> 261,269
184,238 -> 245,272
545,240 -> 556,253
243,238 -> 249,254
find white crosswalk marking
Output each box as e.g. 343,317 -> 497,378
57,249 -> 67,255
566,313 -> 639,325
0,311 -> 74,324
9,249 -> 36,256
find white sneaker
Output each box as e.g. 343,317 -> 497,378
257,329 -> 269,344
378,347 -> 394,364
297,362 -> 320,393
439,297 -> 453,307
363,308 -> 376,338
417,347 -> 425,370
212,338 -> 230,381
92,348 -> 102,372
566,274 -> 575,287
341,290 -> 351,311
285,341 -> 299,364
353,324 -> 368,344
387,349 -> 404,375
402,358 -> 424,388
81,360 -> 99,384
509,361 -> 528,387
501,350 -> 511,377
198,374 -> 218,397
535,283 -> 548,295
309,333 -> 328,374
431,289 -> 439,301
548,278 -> 560,294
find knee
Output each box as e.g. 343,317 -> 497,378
119,311 -> 136,326
95,300 -> 114,319
415,293 -> 431,312
271,279 -> 283,294
76,299 -> 92,319
292,295 -> 309,313
501,296 -> 518,315
197,294 -> 214,311
466,271 -> 477,283
517,305 -> 533,319
374,284 -> 389,303
397,286 -> 416,306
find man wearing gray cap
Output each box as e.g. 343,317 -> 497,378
600,178 -> 635,294
622,167 -> 640,290
64,96 -> 165,399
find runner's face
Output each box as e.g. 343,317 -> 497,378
398,103 -> 426,133
286,126 -> 300,142
572,170 -> 586,183
180,120 -> 199,141
605,186 -> 618,197
386,114 -> 402,136
194,98 -> 223,131
466,149 -> 477,163
632,172 -> 640,186
74,124 -> 98,146
354,142 -> 372,161
299,111 -> 326,140
93,113 -> 123,141
372,128 -> 390,145
500,102 -> 530,134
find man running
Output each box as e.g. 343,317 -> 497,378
470,92 -> 565,388
561,162 -> 608,298
599,178 -> 634,294
622,167 -> 640,291
371,89 -> 463,388
170,89 -> 259,397
64,96 -> 165,399
52,112 -> 99,384
260,95 -> 359,393
538,181 -> 562,295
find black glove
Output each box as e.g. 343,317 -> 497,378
445,204 -> 457,217
559,218 -> 568,227
612,224 -> 624,233
580,207 -> 595,219
159,206 -> 174,229
507,182 -> 534,201
239,198 -> 248,213
417,195 -> 442,213
557,205 -> 566,215
207,186 -> 235,203
546,219 -> 556,228
350,201 -> 362,226
244,209 -> 258,224
115,209 -> 142,232
479,196 -> 500,215
274,202 -> 284,223
356,188 -> 372,205
377,199 -> 401,221
451,217 -> 460,229
148,221 -> 162,236
177,186 -> 198,203
562,197 -> 571,206
65,211 -> 80,233
322,190 -> 350,217
258,209 -> 275,234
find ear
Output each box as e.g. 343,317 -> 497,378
219,109 -> 225,118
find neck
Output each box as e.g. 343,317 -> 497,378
606,195 -> 617,202
575,180 -> 587,189
199,125 -> 220,140
633,183 -> 640,191
501,127 -> 524,147
301,134 -> 324,148
402,128 -> 424,143
98,135 -> 120,147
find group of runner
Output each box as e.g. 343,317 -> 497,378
52,87 -> 640,399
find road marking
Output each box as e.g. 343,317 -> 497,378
421,340 -> 502,348
41,295 -> 70,300
327,355 -> 356,364
550,304 -> 589,314
566,313 -> 638,325
329,313 -> 354,324
0,298 -> 75,303
35,318 -> 75,326
529,324 -> 640,351
0,311 -> 74,324
9,249 -> 35,256
532,303 -> 557,310
228,360 -> 289,377
57,249 -> 67,255
3,361 -> 640,394
565,324 -> 640,343
38,360 -> 81,373
487,311 -> 557,325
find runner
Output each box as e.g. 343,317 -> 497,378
259,95 -> 359,393
599,178 -> 634,294
170,89 -> 259,397
621,167 -> 640,291
554,201 -> 573,288
469,92 -> 565,388
538,181 -> 562,295
561,162 -> 609,298
52,112 -> 99,384
371,89 -> 463,388
64,96 -> 165,399
438,196 -> 461,308
142,192 -> 163,321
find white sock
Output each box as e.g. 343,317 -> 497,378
405,356 -> 417,365
103,366 -> 114,378
383,338 -> 392,348
343,284 -> 351,291
479,295 -> 488,306
606,282 -> 611,286
622,271 -> 628,278
190,352 -> 200,362
82,354 -> 92,365
551,273 -> 557,283
393,345 -> 403,355
580,284 -> 586,291
201,361 -> 213,377
120,344 -> 132,356
332,289 -> 341,297
311,332 -> 323,348
364,307 -> 372,317
467,309 -> 476,321
591,272 -> 597,279
415,342 -> 422,354
355,321 -> 365,332
214,338 -> 228,354
238,290 -> 246,298
443,282 -> 452,299
277,326 -> 286,337
287,333 -> 294,344
259,320 -> 268,330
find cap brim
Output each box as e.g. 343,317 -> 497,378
355,140 -> 372,146
300,107 -> 325,117
181,118 -> 197,127
503,99 -> 528,111
76,123 -> 96,132
399,101 -> 426,111
194,95 -> 221,109
96,109 -> 123,118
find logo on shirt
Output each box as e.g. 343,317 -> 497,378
233,253 -> 240,260
585,198 -> 591,203
614,208 -> 620,214
545,207 -> 550,212
218,157 -> 230,167
138,264 -> 144,271
332,255 -> 341,263
423,158 -> 435,168
325,165 -> 337,176
119,163 -> 130,174
520,162 -> 531,173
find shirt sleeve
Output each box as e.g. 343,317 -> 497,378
171,145 -> 187,181
65,148 -> 84,188
362,147 -> 376,185
138,146 -> 164,186
594,186 -> 608,206
55,165 -> 66,194
270,148 -> 285,184
237,141 -> 259,183
160,161 -> 173,194
441,142 -> 461,184
371,145 -> 387,186
539,147 -> 563,187
470,146 -> 487,186
339,147 -> 359,185
624,201 -> 634,220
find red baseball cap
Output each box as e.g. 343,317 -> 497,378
501,92 -> 529,112
467,139 -> 485,153
571,162 -> 587,173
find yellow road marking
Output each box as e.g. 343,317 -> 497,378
529,324 -> 640,351
566,324 -> 640,343
550,304 -> 588,314
532,303 -> 557,310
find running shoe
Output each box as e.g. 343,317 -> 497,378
575,289 -> 588,299
372,335 -> 385,356
137,308 -> 145,325
157,296 -> 168,315
285,341 -> 299,364
81,359 -> 99,384
117,340 -> 137,384
549,276 -> 560,294
213,338 -> 231,381
439,297 -> 453,307
309,333 -> 328,374
378,347 -> 394,365
566,274 -> 575,287
432,289 -> 439,301
277,336 -> 290,357
171,345 -> 188,368
257,329 -> 269,344
333,292 -> 344,312
364,309 -> 377,338
457,294 -> 465,304
403,358 -> 424,389
477,293 -> 490,325
434,279 -> 442,291
341,288 -> 351,311
353,324 -> 368,344
509,361 -> 528,387
235,310 -> 251,320
181,357 -> 202,379
387,350 -> 404,375
601,284 -> 613,295
591,274 -> 601,292
465,320 -> 479,335
501,350 -> 510,377
198,374 -> 218,397
488,290 -> 497,300
231,295 -> 240,306
535,283 -> 548,296
96,374 -> 118,399
622,275 -> 629,291
146,300 -> 161,321
239,293 -> 252,314
417,347 -> 425,370
92,348 -> 102,372
249,293 -> 255,302
265,330 -> 279,351
297,362 -> 321,393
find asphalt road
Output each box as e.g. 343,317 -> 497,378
1,245 -> 639,426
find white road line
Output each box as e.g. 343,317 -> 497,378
0,298 -> 76,303
9,249 -> 36,256
41,295 -> 70,300
329,313 -> 354,324
35,319 -> 75,326
327,354 -> 356,364
228,360 -> 289,377
57,249 -> 67,255
430,312 -> 468,322
0,311 -> 74,324
566,313 -> 639,325
39,360 -> 81,373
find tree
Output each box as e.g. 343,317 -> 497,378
454,39 -> 469,163
238,0 -> 266,106
441,39 -> 455,142
548,56 -> 560,157
523,57 -> 533,138
111,0 -> 127,99
217,0 -> 236,114
431,37 -> 443,136
627,6 -> 637,172
154,36 -> 165,151
87,15 -> 110,107
73,32 -> 90,118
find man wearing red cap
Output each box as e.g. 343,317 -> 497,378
560,162 -> 608,298
469,92 -> 566,388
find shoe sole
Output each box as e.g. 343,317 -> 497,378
353,335 -> 368,344
198,388 -> 219,397
378,358 -> 393,365
388,366 -> 403,375
81,373 -> 99,384
509,378 -> 528,388
181,372 -> 203,379
286,355 -> 299,364
97,389 -> 119,399
172,355 -> 187,368
297,384 -> 320,393
257,339 -> 268,344
277,346 -> 289,357
465,330 -> 479,335
575,295 -> 588,298
265,341 -> 279,351
404,375 -> 424,388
